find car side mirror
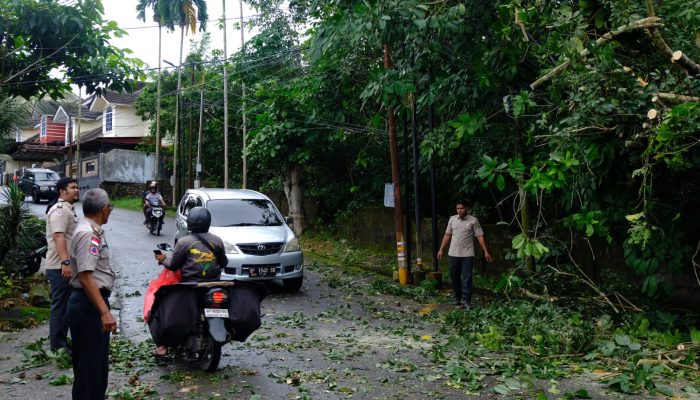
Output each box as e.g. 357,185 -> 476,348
285,216 -> 293,226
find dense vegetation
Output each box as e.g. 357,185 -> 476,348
134,0 -> 699,301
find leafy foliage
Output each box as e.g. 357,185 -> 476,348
0,0 -> 144,99
0,184 -> 45,272
131,0 -> 700,296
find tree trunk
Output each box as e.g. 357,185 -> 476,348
283,164 -> 306,236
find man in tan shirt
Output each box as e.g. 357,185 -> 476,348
438,200 -> 493,308
68,188 -> 117,400
45,177 -> 80,353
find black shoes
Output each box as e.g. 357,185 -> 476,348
454,300 -> 474,310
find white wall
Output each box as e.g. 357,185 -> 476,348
102,149 -> 155,183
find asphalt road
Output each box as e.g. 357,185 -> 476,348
3,195 -> 627,399
11,197 -> 469,399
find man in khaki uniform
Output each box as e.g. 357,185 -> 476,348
68,188 -> 117,400
438,199 -> 493,309
45,177 -> 80,353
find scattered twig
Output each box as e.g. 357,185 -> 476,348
517,287 -> 558,302
636,358 -> 675,372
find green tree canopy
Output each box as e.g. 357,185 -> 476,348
0,0 -> 145,99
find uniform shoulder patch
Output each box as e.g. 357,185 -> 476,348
89,245 -> 99,256
55,210 -> 63,216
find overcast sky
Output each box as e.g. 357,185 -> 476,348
103,0 -> 254,71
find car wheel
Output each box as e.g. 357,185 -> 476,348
282,276 -> 303,292
32,189 -> 40,204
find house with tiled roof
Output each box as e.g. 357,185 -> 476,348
60,83 -> 159,197
0,97 -> 73,184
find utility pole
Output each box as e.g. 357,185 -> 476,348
402,110 -> 413,279
384,44 -> 408,285
154,13 -> 162,180
75,85 -> 82,180
411,93 -> 423,272
240,0 -> 247,189
173,30 -> 184,204
67,98 -> 74,177
222,0 -> 229,188
195,83 -> 204,189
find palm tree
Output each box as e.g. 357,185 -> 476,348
136,1 -> 173,180
136,0 -> 207,199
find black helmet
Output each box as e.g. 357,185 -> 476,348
187,207 -> 211,233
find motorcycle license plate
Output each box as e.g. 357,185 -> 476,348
204,308 -> 229,318
249,266 -> 275,277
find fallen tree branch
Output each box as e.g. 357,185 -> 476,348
531,17 -> 663,89
645,0 -> 700,76
656,92 -> 700,103
611,291 -> 643,313
564,248 -> 620,313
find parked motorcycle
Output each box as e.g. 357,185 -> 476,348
146,243 -> 266,371
23,237 -> 47,276
147,204 -> 164,236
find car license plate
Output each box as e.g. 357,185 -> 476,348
249,266 -> 275,277
204,308 -> 229,318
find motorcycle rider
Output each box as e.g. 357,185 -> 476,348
143,181 -> 166,226
152,206 -> 228,356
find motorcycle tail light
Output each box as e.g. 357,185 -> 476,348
205,289 -> 229,308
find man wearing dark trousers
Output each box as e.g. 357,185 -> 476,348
45,177 -> 80,354
438,199 -> 493,309
67,188 -> 117,399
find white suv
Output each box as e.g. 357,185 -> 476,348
175,188 -> 304,291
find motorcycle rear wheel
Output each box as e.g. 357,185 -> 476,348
199,334 -> 222,371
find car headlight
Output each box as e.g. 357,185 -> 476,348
284,237 -> 301,252
40,186 -> 49,190
223,240 -> 239,254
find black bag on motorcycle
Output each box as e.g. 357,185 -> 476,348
226,282 -> 268,342
148,285 -> 198,347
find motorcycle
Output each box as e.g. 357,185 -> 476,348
146,243 -> 266,371
147,203 -> 164,236
23,238 -> 47,276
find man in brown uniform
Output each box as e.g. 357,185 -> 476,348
438,199 -> 493,309
68,188 -> 117,400
45,177 -> 80,353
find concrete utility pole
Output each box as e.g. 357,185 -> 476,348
75,85 -> 82,180
384,44 -> 408,285
240,0 -> 247,189
222,0 -> 229,189
155,14 -> 162,180
411,93 -> 423,272
67,95 -> 75,177
195,84 -> 204,189
173,29 -> 185,204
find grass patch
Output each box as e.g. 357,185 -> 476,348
111,197 -> 175,218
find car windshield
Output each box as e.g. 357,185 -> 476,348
35,172 -> 59,180
207,199 -> 283,227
